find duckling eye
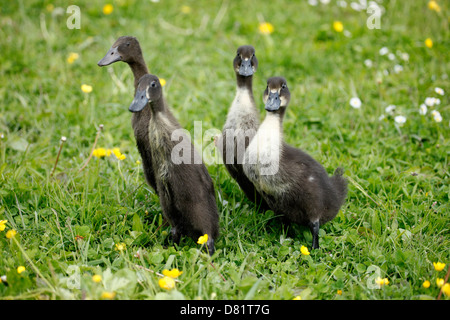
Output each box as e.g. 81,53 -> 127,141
282,84 -> 287,89
151,82 -> 156,88
126,42 -> 130,47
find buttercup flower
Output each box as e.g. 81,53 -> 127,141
6,229 -> 17,239
17,266 -> 26,274
293,295 -> 302,300
433,262 -> 446,271
101,291 -> 116,299
197,234 -> 208,245
425,38 -> 433,48
375,277 -> 389,286
103,4 -> 114,15
159,78 -> 167,87
92,275 -> 102,283
259,22 -> 274,35
333,21 -> 344,32
0,220 -> 7,231
115,242 -> 126,251
422,280 -> 430,288
162,268 -> 183,279
300,245 -> 310,256
93,148 -> 107,158
442,283 -> 450,297
81,84 -> 93,93
67,52 -> 79,64
337,289 -> 343,295
349,97 -> 362,109
159,276 -> 175,290
428,1 -> 441,12
436,278 -> 444,287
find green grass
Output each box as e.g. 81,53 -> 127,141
0,0 -> 449,300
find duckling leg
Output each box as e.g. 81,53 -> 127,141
206,238 -> 215,256
308,221 -> 320,249
171,227 -> 181,244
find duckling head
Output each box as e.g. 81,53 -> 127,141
98,36 -> 142,66
263,77 -> 291,112
234,45 -> 258,77
129,74 -> 162,112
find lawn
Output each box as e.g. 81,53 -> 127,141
0,0 -> 449,301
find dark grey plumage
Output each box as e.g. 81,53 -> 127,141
98,36 -> 157,193
129,74 -> 219,254
244,77 -> 348,249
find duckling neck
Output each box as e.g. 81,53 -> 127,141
236,74 -> 253,92
129,59 -> 149,90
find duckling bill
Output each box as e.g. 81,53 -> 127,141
244,77 -> 348,249
129,74 -> 220,254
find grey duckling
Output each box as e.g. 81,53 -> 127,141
219,45 -> 270,211
243,77 -> 348,249
129,74 -> 220,254
98,36 -> 157,193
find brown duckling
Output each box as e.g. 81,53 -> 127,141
98,36 -> 157,193
129,74 -> 220,254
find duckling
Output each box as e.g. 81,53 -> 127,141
219,45 -> 269,210
129,74 -> 220,254
243,77 -> 348,249
98,36 -> 157,193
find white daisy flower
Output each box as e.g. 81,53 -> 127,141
394,65 -> 403,73
379,47 -> 389,55
401,53 -> 409,61
434,87 -> 444,96
338,0 -> 348,8
388,53 -> 396,61
419,104 -> 427,115
425,97 -> 437,107
349,97 -> 362,109
431,110 -> 442,122
378,114 -> 386,121
364,59 -> 373,68
394,115 -> 406,124
308,0 -> 319,6
385,105 -> 396,114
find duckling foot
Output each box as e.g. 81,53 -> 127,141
308,221 -> 320,249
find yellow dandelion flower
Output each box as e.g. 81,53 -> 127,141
436,278 -> 444,287
101,291 -> 116,299
428,1 -> 441,12
159,276 -> 175,290
115,242 -> 126,251
92,275 -> 102,283
181,5 -> 192,14
197,234 -> 208,245
433,262 -> 446,271
0,220 -> 7,232
162,268 -> 183,279
422,280 -> 431,288
81,84 -> 93,93
6,229 -> 17,239
17,266 -> 26,274
159,78 -> 167,87
442,283 -> 450,297
293,296 -> 302,300
103,4 -> 114,15
300,245 -> 310,256
333,21 -> 344,33
93,148 -> 107,158
425,38 -> 433,48
259,22 -> 274,35
67,52 -> 79,64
